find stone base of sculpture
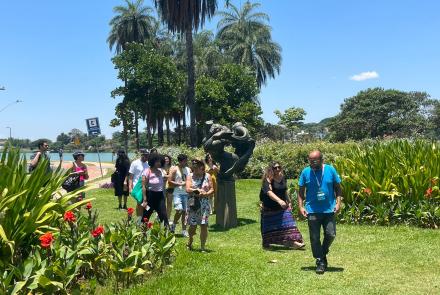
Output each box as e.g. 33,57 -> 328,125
216,179 -> 237,229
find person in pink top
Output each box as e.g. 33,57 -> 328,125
141,153 -> 169,227
70,151 -> 89,201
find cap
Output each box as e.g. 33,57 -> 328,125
139,148 -> 149,155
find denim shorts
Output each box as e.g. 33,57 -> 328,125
173,193 -> 188,211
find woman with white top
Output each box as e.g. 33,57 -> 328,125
142,153 -> 169,226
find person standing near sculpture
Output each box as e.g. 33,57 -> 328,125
205,153 -> 219,214
186,159 -> 214,251
260,162 -> 304,250
298,150 -> 342,274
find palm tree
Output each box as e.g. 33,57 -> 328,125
107,0 -> 155,53
108,0 -> 155,150
153,0 -> 219,147
217,1 -> 281,88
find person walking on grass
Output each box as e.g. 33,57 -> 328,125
163,155 -> 174,219
129,149 -> 149,223
142,153 -> 169,227
205,153 -> 219,215
260,162 -> 305,250
186,159 -> 214,251
298,150 -> 342,274
168,154 -> 191,237
114,150 -> 131,210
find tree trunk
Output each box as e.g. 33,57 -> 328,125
157,115 -> 164,146
178,115 -> 182,145
185,28 -> 197,147
122,118 -> 129,153
165,117 -> 171,145
147,119 -> 152,149
182,107 -> 187,144
134,111 -> 140,150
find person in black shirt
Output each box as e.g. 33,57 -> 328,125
113,150 -> 131,210
260,162 -> 305,249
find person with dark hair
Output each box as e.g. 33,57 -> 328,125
129,149 -> 149,223
113,150 -> 131,210
69,151 -> 89,201
168,154 -> 190,236
205,153 -> 219,214
149,148 -> 158,154
186,159 -> 214,251
142,154 -> 168,226
162,155 -> 174,219
260,162 -> 304,250
29,140 -> 51,173
298,150 -> 342,274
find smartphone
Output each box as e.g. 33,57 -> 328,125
193,189 -> 200,195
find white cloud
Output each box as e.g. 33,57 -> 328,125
349,71 -> 379,81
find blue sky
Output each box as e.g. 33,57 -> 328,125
1,0 -> 439,141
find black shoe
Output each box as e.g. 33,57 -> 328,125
123,204 -> 127,210
118,204 -> 122,210
316,259 -> 325,274
322,256 -> 328,270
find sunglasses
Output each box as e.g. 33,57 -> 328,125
273,166 -> 282,170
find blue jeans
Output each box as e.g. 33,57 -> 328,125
307,213 -> 336,259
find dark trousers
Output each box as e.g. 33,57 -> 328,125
307,213 -> 336,259
143,191 -> 169,226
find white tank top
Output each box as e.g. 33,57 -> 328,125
173,166 -> 190,195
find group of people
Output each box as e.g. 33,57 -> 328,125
30,140 -> 342,274
259,150 -> 342,274
112,148 -> 219,251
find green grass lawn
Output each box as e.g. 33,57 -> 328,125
87,180 -> 440,295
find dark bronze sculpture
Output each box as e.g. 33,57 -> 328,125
202,121 -> 255,228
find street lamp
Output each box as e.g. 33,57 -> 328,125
0,99 -> 22,113
6,127 -> 11,139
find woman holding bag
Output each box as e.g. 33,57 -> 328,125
186,159 -> 214,251
142,153 -> 169,227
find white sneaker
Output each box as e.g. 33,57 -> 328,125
182,230 -> 189,237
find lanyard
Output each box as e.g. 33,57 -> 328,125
312,165 -> 325,188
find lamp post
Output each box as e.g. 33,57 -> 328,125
0,99 -> 22,113
6,127 -> 11,139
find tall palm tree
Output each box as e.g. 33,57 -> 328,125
107,0 -> 155,53
108,0 -> 155,150
217,1 -> 281,88
153,0 -> 219,147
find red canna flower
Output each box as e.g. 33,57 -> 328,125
127,207 -> 134,216
425,187 -> 433,198
147,222 -> 153,229
86,202 -> 92,210
63,211 -> 76,223
39,232 -> 55,248
91,225 -> 104,237
363,188 -> 372,196
143,217 -> 149,223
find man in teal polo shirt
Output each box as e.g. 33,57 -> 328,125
298,150 -> 342,274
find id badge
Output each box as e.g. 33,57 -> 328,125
317,190 -> 326,201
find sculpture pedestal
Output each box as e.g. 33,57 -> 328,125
216,179 -> 237,229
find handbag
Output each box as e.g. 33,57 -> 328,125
62,174 -> 80,192
188,174 -> 206,211
130,177 -> 143,203
111,170 -> 119,184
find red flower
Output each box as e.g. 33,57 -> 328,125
425,187 -> 433,198
147,222 -> 153,229
39,232 -> 55,248
363,188 -> 372,196
143,217 -> 149,223
86,202 -> 92,210
91,225 -> 104,237
127,207 -> 134,216
63,211 -> 76,223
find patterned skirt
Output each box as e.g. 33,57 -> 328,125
261,208 -> 303,247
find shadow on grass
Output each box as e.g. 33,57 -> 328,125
263,245 -> 306,252
209,217 -> 257,232
300,266 -> 344,272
